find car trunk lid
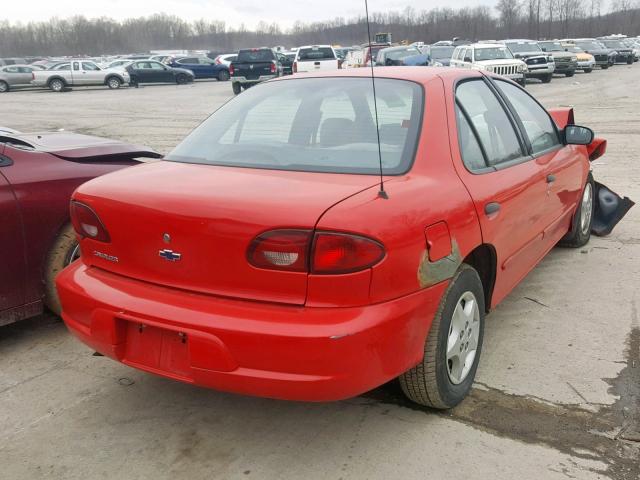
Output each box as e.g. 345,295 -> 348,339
74,161 -> 379,305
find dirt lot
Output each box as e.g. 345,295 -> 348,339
1,69 -> 639,480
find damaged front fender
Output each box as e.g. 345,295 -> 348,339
592,182 -> 635,237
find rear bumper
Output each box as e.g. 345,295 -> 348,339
57,263 -> 446,401
233,75 -> 276,84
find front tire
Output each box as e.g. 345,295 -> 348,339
106,76 -> 122,89
399,264 -> 485,409
0,81 -> 9,93
558,173 -> 595,248
217,70 -> 230,81
601,65 -> 609,70
584,68 -> 593,73
44,224 -> 81,315
565,71 -> 575,77
232,82 -> 242,95
542,73 -> 553,83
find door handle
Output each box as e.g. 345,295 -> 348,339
547,174 -> 556,183
485,202 -> 501,216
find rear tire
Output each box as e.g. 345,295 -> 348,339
232,82 -> 242,95
399,264 -> 485,409
217,70 -> 230,81
0,81 -> 9,93
44,224 -> 81,315
558,173 -> 595,248
176,74 -> 188,85
49,78 -> 65,92
106,76 -> 122,89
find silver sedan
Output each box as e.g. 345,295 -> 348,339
0,64 -> 41,92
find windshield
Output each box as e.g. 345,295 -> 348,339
507,42 -> 542,53
540,42 -> 563,52
237,49 -> 274,62
474,47 -> 514,61
431,46 -> 455,59
166,78 -> 423,175
601,40 -> 625,49
576,41 -> 602,51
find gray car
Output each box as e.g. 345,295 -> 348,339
0,64 -> 38,92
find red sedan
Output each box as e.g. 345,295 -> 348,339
0,128 -> 160,326
57,69 -> 633,408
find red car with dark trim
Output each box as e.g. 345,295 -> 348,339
57,68 -> 633,408
0,128 -> 160,326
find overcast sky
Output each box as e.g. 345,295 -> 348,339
2,0 -> 501,28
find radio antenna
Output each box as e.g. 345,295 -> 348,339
364,0 -> 388,199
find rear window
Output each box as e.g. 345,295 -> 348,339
298,47 -> 336,61
166,78 -> 423,175
237,49 -> 274,62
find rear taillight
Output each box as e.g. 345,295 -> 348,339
229,64 -> 235,75
248,230 -> 311,272
215,57 -> 221,64
32,72 -> 35,80
248,230 -> 384,274
270,61 -> 277,74
312,233 -> 384,274
293,61 -> 297,73
70,201 -> 110,243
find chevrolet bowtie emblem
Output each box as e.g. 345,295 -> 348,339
159,249 -> 182,262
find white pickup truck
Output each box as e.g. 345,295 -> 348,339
32,60 -> 130,92
293,45 -> 339,73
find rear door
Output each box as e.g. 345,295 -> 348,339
132,62 -> 153,83
451,78 -> 550,307
0,147 -> 26,316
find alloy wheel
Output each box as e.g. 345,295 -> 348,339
580,183 -> 593,236
446,291 -> 481,385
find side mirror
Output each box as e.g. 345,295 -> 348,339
565,125 -> 595,145
464,56 -> 472,63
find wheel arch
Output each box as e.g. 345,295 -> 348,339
463,243 -> 497,312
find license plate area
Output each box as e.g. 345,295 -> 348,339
123,321 -> 191,379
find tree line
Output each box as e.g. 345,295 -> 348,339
1,1 -> 639,57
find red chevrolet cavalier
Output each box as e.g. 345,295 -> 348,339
57,68 -> 632,408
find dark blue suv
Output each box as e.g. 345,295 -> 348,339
169,56 -> 230,81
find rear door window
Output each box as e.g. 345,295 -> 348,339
456,80 -> 524,167
166,77 -> 423,175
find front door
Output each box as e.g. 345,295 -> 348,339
450,78 -> 550,307
0,147 -> 26,316
492,79 -> 586,247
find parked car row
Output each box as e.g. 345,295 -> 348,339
4,33 -> 638,94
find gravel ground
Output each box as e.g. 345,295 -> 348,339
1,69 -> 639,480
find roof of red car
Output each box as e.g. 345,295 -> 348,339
277,66 -> 481,84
